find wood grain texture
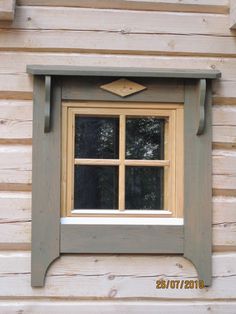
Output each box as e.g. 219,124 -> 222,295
0,6 -> 231,36
1,30 -> 236,57
16,0 -> 229,14
1,301 -> 236,313
31,76 -> 61,287
0,191 -> 31,222
0,100 -> 32,139
184,81 -> 212,286
0,251 -> 236,298
0,145 -> 31,185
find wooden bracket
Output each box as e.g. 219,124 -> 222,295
230,0 -> 236,29
0,0 -> 16,21
196,79 -> 206,136
44,75 -> 52,133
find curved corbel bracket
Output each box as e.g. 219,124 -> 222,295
31,254 -> 60,287
44,75 -> 51,133
196,79 -> 206,136
183,254 -> 212,287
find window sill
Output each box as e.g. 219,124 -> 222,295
61,217 -> 184,225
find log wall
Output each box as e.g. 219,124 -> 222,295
0,0 -> 236,312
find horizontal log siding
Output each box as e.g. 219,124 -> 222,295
0,1 -> 236,310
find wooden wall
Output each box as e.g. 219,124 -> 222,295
0,0 -> 236,312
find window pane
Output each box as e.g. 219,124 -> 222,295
75,116 -> 119,159
126,117 -> 165,160
74,165 -> 118,209
125,167 -> 164,210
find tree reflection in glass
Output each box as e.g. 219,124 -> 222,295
125,167 -> 164,210
75,116 -> 119,159
74,165 -> 118,209
126,117 -> 165,160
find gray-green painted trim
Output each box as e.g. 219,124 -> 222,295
30,69 -> 218,287
27,65 -> 221,79
196,79 -> 206,136
60,224 -> 184,254
31,77 -> 61,287
183,80 -> 212,287
44,75 -> 51,133
61,77 -> 184,103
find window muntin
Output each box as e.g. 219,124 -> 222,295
61,102 -> 183,218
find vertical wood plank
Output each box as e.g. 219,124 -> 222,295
119,114 -> 125,211
175,108 -> 184,218
31,76 -> 61,287
184,80 -> 212,286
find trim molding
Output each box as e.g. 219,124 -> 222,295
0,0 -> 15,21
29,66 -> 219,288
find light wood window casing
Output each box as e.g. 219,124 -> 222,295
61,101 -> 183,218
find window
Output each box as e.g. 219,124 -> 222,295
62,102 -> 183,218
27,65 -> 220,288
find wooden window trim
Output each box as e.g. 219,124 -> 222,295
61,102 -> 183,218
28,66 -> 220,288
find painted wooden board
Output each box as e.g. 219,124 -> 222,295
0,0 -> 15,21
61,77 -> 185,103
16,0 -> 229,14
1,30 -> 236,57
0,252 -> 236,298
61,224 -> 184,254
230,0 -> 236,29
27,65 -> 220,79
31,76 -> 61,286
184,81 -> 212,285
0,6 -> 231,36
1,301 -> 236,314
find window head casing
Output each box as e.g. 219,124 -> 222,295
27,65 -> 221,288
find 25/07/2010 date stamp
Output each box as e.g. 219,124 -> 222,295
156,280 -> 205,289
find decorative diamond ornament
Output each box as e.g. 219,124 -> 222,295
100,78 -> 147,97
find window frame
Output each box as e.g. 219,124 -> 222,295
28,66 -> 221,288
62,101 -> 183,218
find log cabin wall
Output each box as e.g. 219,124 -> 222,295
0,0 -> 236,312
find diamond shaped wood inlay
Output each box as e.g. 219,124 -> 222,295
100,78 -> 147,97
